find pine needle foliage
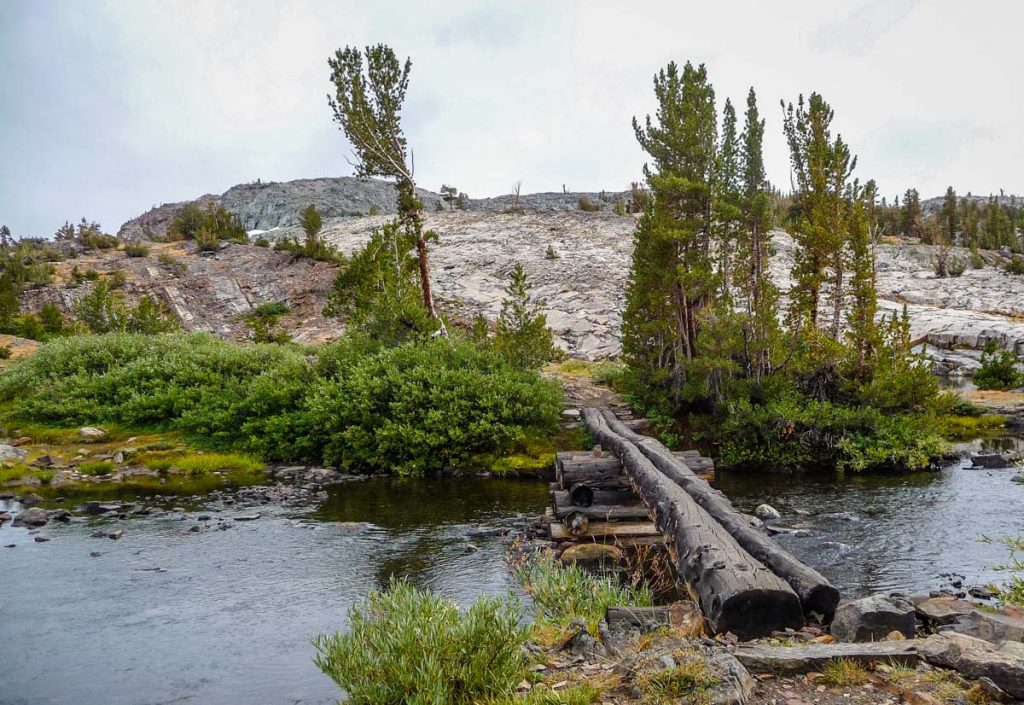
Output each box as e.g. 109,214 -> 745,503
494,263 -> 555,370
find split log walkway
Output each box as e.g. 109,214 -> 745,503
553,407 -> 840,638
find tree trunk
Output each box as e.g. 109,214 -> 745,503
599,410 -> 840,622
583,409 -> 803,637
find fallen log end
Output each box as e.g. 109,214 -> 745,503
716,588 -> 805,639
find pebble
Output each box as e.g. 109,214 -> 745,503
33,536 -> 50,542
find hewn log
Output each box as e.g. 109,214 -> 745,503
600,409 -> 840,622
583,409 -> 803,637
566,511 -> 589,536
555,452 -> 629,489
567,482 -> 594,507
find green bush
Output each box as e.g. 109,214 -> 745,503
314,580 -> 528,705
712,397 -> 946,472
1006,257 -> 1024,276
0,333 -> 561,474
157,253 -> 189,277
0,345 -> 11,359
125,242 -> 150,258
168,203 -> 247,244
308,337 -> 562,473
974,341 -> 1023,390
577,195 -> 601,212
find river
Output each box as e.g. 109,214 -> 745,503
2,450 -> 1023,705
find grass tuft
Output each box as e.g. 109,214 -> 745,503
821,658 -> 869,686
78,460 -> 116,476
174,453 -> 264,476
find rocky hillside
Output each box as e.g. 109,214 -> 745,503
19,177 -> 1024,368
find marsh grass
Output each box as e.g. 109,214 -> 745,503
174,452 -> 264,476
77,460 -> 116,476
514,552 -> 653,632
497,683 -> 601,705
314,579 -> 529,705
0,465 -> 54,485
821,658 -> 869,686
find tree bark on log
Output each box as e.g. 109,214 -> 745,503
598,409 -> 840,622
583,408 -> 803,637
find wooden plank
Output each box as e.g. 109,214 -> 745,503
584,409 -> 803,638
550,520 -> 661,540
734,641 -> 920,674
554,504 -> 652,521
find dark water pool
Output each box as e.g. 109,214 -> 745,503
0,477 -> 548,705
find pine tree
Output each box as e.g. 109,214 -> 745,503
940,186 -> 958,243
782,93 -> 854,337
715,98 -> 742,302
624,61 -> 718,399
494,263 -> 554,370
328,45 -> 443,332
847,181 -> 877,375
0,274 -> 19,333
900,188 -> 921,237
736,87 -> 779,381
300,204 -> 323,245
39,303 -> 64,334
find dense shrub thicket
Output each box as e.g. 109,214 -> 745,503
0,333 -> 562,474
974,340 -> 1023,391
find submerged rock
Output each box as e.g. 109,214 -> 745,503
559,543 -> 624,572
830,593 -> 916,643
12,507 -> 49,528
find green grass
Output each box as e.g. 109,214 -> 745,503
0,465 -> 54,485
515,553 -> 653,632
494,684 -> 601,705
939,414 -> 1008,439
821,658 -> 869,686
314,579 -> 529,705
78,460 -> 116,476
175,453 -> 264,476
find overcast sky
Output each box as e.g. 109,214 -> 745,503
1,0 -> 1020,236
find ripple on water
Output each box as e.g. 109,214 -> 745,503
0,477 -> 548,705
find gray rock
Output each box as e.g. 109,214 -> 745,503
921,632 -> 1024,699
915,596 -> 976,626
0,443 -> 28,462
734,640 -> 919,674
11,507 -> 49,528
942,609 -> 1024,644
1012,473 -> 1024,484
20,492 -> 43,507
754,503 -> 781,521
707,651 -> 756,705
33,535 -> 49,542
79,427 -> 106,442
831,593 -> 916,643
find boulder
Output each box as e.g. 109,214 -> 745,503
31,454 -> 58,468
707,651 -> 756,705
943,609 -> 1024,644
0,443 -> 28,462
559,543 -> 624,572
916,596 -> 976,626
20,492 -> 43,507
754,503 -> 781,521
830,593 -> 916,643
921,633 -> 1024,699
79,427 -> 106,442
11,507 -> 49,527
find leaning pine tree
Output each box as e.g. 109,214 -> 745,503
327,44 -> 445,334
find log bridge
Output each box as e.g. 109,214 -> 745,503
547,408 -> 839,639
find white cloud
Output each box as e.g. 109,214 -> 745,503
0,0 -> 1020,235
